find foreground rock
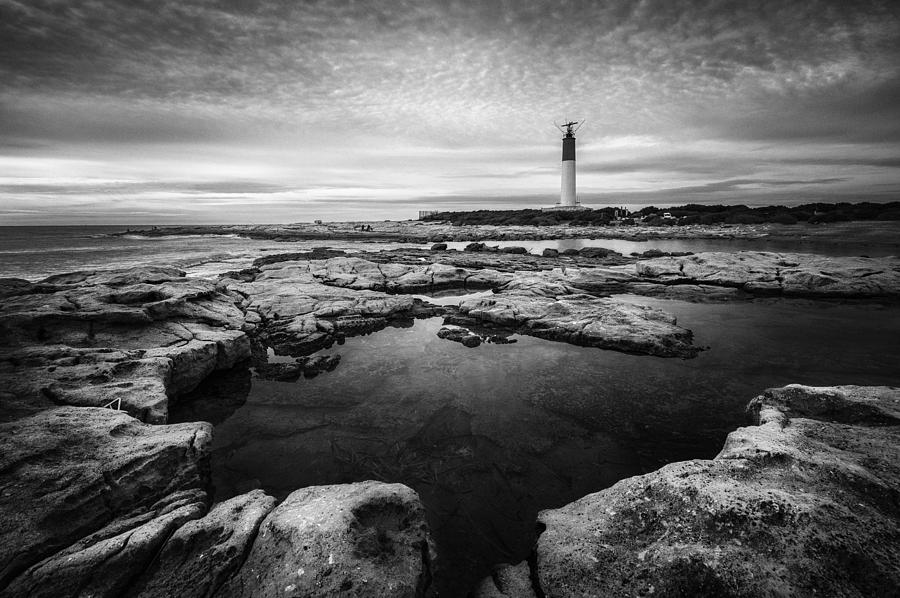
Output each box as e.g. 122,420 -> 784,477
221,482 -> 432,597
456,276 -> 700,358
0,407 -> 212,595
0,407 -> 434,597
130,490 -> 277,598
477,384 -> 900,597
0,266 -> 250,423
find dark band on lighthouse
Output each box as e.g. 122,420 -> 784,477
562,136 -> 576,161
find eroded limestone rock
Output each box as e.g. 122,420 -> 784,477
130,490 -> 277,598
0,266 -> 250,422
516,384 -> 900,597
457,277 -> 699,358
0,407 -> 211,593
635,251 -> 900,299
219,481 -> 433,597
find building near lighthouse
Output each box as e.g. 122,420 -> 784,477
546,119 -> 589,211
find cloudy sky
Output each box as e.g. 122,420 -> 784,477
1,0 -> 899,224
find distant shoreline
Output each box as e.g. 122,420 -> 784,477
113,219 -> 900,251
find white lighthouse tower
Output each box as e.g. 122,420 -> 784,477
557,119 -> 583,208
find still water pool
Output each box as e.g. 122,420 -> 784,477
174,296 -> 900,596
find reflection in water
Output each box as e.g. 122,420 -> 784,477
189,298 -> 900,596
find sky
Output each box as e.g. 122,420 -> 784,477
1,0 -> 899,224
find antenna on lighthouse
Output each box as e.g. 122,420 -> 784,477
554,119 -> 584,137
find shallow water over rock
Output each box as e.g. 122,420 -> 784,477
176,297 -> 900,596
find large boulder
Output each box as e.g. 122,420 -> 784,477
516,384 -> 900,597
0,407 -> 211,594
219,481 -> 433,597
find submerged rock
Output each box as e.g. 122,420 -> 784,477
219,482 -> 433,597
472,562 -> 538,598
255,354 -> 341,380
487,384 -> 900,597
437,326 -> 482,347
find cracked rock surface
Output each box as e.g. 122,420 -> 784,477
0,407 -> 212,595
457,276 -> 700,358
0,266 -> 250,423
220,482 -> 433,597
634,251 -> 900,300
479,384 -> 900,597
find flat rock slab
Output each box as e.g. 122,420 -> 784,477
457,277 -> 699,358
636,251 -> 900,299
219,481 -> 433,597
519,384 -> 900,597
0,407 -> 211,594
0,266 -> 250,422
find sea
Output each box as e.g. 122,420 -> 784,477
4,226 -> 900,596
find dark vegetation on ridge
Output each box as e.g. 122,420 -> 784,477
422,201 -> 900,226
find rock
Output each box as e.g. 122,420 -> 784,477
437,326 -> 482,347
457,277 -> 699,358
130,490 -> 278,598
0,278 -> 33,299
221,257 -> 510,356
577,247 -> 618,258
465,242 -> 487,252
0,407 -> 211,593
541,248 -> 559,257
430,243 -> 448,251
472,562 -> 538,598
561,248 -> 580,256
219,481 -> 433,597
0,266 -> 250,422
5,497 -> 206,598
528,384 -> 900,597
255,354 -> 342,380
635,251 -> 900,299
500,246 -> 528,254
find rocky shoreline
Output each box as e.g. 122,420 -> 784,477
119,219 -> 900,250
2,243 -> 899,596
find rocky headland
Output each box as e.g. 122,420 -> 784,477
1,240 -> 899,596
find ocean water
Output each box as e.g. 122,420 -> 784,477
0,226 -> 410,281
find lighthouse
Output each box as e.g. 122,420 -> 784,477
556,120 -> 583,208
